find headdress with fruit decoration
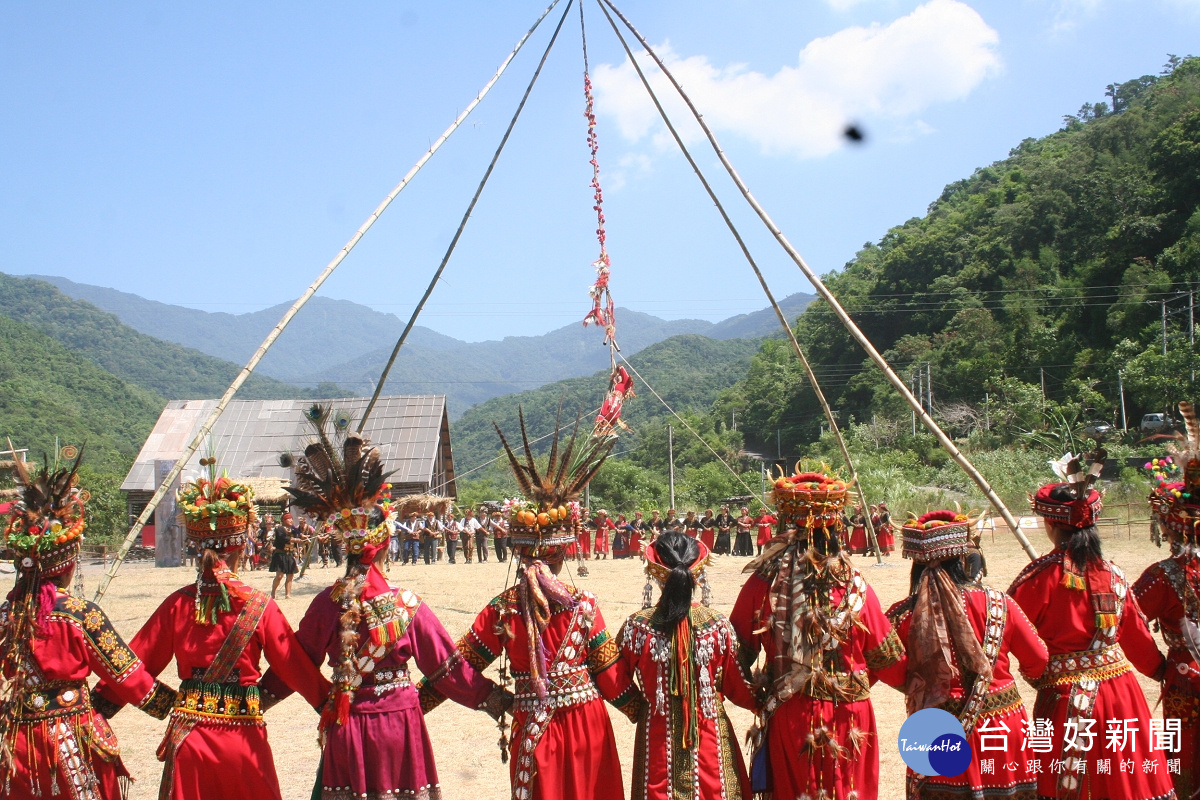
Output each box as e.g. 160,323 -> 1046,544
177,454 -> 256,553
0,444 -> 88,781
901,509 -> 974,564
177,451 -> 258,624
494,403 -> 615,559
492,402 -> 616,708
3,442 -> 86,578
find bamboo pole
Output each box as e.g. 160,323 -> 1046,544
598,0 -> 1038,561
92,0 -> 566,602
360,0 -> 576,431
595,1 -> 884,563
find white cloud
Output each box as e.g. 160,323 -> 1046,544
592,0 -> 1001,160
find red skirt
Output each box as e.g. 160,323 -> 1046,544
168,722 -> 284,800
1030,669 -> 1174,800
700,529 -> 715,550
321,699 -> 441,798
766,695 -> 881,800
848,525 -> 868,554
911,685 -> 1038,798
512,700 -> 624,800
876,524 -> 895,554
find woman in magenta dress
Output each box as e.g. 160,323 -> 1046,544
621,531 -> 757,799
437,410 -> 641,800
731,468 -> 907,800
259,409 -> 508,800
1,452 -> 177,800
886,510 -> 1049,799
1009,456 -> 1175,800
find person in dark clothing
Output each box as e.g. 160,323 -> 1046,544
421,512 -> 437,565
474,508 -> 490,562
714,506 -> 735,555
269,511 -> 300,598
492,513 -> 509,562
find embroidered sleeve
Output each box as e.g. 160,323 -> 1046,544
586,630 -> 621,675
864,627 -> 905,672
136,681 -> 178,720
72,600 -> 140,682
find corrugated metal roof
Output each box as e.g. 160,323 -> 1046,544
122,396 -> 451,493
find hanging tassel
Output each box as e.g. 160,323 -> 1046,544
670,616 -> 699,750
642,577 -> 654,608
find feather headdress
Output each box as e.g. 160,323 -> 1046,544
2,442 -> 86,577
495,403 -> 615,555
284,404 -> 394,555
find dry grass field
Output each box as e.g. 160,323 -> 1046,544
80,524 -> 1171,799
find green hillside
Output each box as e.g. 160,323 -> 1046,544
730,57 -> 1200,452
452,334 -> 760,473
0,315 -> 163,470
0,273 -> 319,401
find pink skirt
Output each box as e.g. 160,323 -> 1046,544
321,702 -> 441,799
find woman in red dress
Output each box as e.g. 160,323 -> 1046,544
1009,459 -> 1175,800
886,510 -> 1049,799
593,510 -> 613,559
699,509 -> 717,551
1,453 -> 177,800
847,504 -> 869,555
444,413 -> 640,800
1134,411 -> 1200,800
731,468 -> 906,800
629,512 -> 645,559
95,461 -> 331,800
621,531 -> 757,799
754,510 -> 776,556
260,414 -> 508,800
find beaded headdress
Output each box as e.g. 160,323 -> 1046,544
177,457 -> 256,553
901,510 -> 974,563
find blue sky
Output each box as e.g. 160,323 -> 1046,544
4,0 -> 1199,342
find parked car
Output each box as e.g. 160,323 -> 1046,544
1082,420 -> 1114,439
1140,413 -> 1178,433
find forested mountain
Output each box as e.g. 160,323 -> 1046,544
35,273 -> 811,416
726,57 -> 1200,454
451,334 -> 760,473
0,315 -> 163,470
0,274 -> 323,401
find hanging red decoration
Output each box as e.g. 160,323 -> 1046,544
581,71 -> 616,348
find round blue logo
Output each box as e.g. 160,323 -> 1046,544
897,709 -> 972,777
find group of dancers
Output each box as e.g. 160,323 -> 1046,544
1,400 -> 1198,800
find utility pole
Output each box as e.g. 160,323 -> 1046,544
926,362 -> 933,412
731,410 -> 736,431
1163,299 -> 1169,358
1119,371 -> 1128,430
667,424 -> 675,510
1189,287 -> 1194,348
911,370 -> 917,435
984,392 -> 990,431
760,461 -> 766,502
1041,367 -> 1047,401
776,429 -> 782,460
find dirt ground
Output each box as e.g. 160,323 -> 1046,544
79,524 -> 1172,799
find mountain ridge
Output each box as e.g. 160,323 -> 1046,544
32,274 -> 812,417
